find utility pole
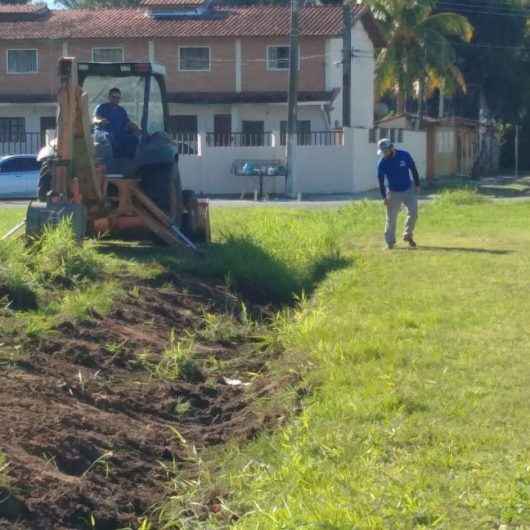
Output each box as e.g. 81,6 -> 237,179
515,123 -> 520,178
342,3 -> 352,128
285,0 -> 300,196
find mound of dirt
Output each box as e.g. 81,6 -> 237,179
0,275 -> 285,530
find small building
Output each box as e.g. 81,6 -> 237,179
375,113 -> 479,180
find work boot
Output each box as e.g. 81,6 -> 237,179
403,235 -> 417,248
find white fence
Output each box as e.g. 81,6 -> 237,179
0,128 -> 427,195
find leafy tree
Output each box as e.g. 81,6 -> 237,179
368,0 -> 473,115
442,0 -> 529,122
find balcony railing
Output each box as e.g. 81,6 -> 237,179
206,132 -> 274,147
280,130 -> 344,147
0,132 -> 43,156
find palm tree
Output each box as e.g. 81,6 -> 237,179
369,0 -> 473,118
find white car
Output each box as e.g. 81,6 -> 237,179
0,155 -> 40,199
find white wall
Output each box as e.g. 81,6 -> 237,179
180,140 -> 286,195
351,22 -> 375,129
351,128 -> 428,193
325,20 -> 375,130
178,127 -> 427,195
292,139 -> 353,194
169,103 -> 327,135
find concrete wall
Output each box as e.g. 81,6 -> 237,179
325,20 -> 375,130
168,102 -> 327,136
180,141 -> 285,195
351,127 -> 427,193
178,127 -> 426,195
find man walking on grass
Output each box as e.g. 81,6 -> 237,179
377,138 -> 421,250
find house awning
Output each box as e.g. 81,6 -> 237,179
0,94 -> 55,104
167,90 -> 339,105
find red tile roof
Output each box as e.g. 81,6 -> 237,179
0,4 -> 385,46
0,3 -> 48,13
0,3 -> 49,22
142,0 -> 206,5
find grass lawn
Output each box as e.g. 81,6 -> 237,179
2,191 -> 530,529
202,192 -> 530,529
0,207 -> 25,236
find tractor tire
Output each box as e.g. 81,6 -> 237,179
38,159 -> 53,201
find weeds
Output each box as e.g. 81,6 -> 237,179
0,452 -> 9,490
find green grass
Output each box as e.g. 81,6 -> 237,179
155,190 -> 530,529
4,193 -> 530,528
0,207 -> 25,236
0,452 -> 9,490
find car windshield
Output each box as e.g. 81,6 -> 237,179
83,75 -> 165,135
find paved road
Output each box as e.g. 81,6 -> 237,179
0,200 -> 29,208
2,177 -> 530,210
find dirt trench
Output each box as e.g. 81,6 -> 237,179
0,275 -> 285,530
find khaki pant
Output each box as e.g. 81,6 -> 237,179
385,188 -> 418,247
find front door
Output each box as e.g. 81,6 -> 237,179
214,114 -> 231,146
40,116 -> 56,147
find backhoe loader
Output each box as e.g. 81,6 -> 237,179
25,57 -> 210,248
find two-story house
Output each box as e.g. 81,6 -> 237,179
0,1 -> 384,151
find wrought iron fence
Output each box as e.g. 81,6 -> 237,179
170,132 -> 199,155
280,130 -> 344,146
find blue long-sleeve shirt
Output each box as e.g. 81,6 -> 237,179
377,149 -> 420,199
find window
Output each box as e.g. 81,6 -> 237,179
242,121 -> 265,146
168,115 -> 198,135
0,118 -> 25,142
92,48 -> 124,63
40,116 -> 56,145
0,157 -> 38,172
280,120 -> 311,145
7,49 -> 38,74
178,47 -> 210,71
168,115 -> 198,154
267,46 -> 300,71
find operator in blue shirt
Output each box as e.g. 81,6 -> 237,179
377,138 -> 421,249
94,87 -> 140,159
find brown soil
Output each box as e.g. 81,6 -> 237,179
0,275 -> 284,530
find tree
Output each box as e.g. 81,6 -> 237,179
0,0 -> 30,4
443,0 -> 529,122
369,0 -> 473,115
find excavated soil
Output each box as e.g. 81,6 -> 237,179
0,275 -> 285,530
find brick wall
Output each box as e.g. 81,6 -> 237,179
154,38 -> 236,93
241,37 -> 325,92
68,38 -> 149,63
0,39 -> 62,96
0,35 -> 328,98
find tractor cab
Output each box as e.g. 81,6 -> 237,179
79,61 -> 168,139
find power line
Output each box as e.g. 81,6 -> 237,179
437,1 -> 530,17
